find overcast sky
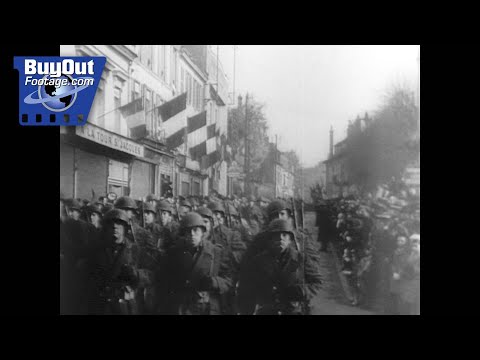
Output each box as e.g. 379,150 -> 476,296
215,45 -> 419,168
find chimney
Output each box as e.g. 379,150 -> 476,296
329,126 -> 334,159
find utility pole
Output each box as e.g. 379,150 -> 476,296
275,134 -> 278,198
244,93 -> 249,196
233,45 -> 237,104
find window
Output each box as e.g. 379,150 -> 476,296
193,181 -> 200,196
155,94 -> 162,129
145,88 -> 152,132
158,45 -> 166,80
181,181 -> 190,196
187,72 -> 192,105
193,79 -> 197,110
150,164 -> 156,194
171,47 -> 177,87
114,88 -> 122,133
132,81 -> 141,101
108,160 -> 129,196
198,83 -> 203,109
180,67 -> 185,93
161,174 -> 172,197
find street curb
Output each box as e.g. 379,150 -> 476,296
328,242 -> 354,303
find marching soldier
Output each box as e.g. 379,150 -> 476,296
143,203 -> 163,246
161,212 -> 233,315
157,200 -> 180,251
113,196 -> 157,314
114,196 -> 154,247
237,219 -> 322,315
86,203 -> 103,231
178,199 -> 192,221
89,209 -> 156,315
198,206 -> 245,314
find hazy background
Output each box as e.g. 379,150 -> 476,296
215,45 -> 420,167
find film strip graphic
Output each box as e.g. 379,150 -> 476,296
20,113 -> 86,126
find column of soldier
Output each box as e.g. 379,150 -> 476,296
316,179 -> 420,315
60,192 -> 323,315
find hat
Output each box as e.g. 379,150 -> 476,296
196,207 -> 213,219
145,194 -> 158,202
143,202 -> 157,214
65,198 -> 82,211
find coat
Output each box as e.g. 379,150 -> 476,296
238,243 -> 321,315
238,233 -> 322,315
88,234 -> 156,315
161,238 -> 233,315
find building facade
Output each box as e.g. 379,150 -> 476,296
60,45 -> 228,200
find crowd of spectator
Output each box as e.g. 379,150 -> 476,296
318,178 -> 420,314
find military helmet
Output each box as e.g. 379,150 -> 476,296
209,202 -> 225,214
180,212 -> 207,232
114,196 -> 138,210
267,219 -> 295,238
158,200 -> 173,213
65,198 -> 82,211
258,196 -> 270,203
228,204 -> 239,217
103,209 -> 130,225
191,197 -> 200,206
196,207 -> 213,219
102,203 -> 114,215
179,199 -> 192,209
145,194 -> 158,202
266,199 -> 291,217
86,203 -> 103,216
143,202 -> 157,214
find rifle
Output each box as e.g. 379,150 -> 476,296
290,197 -> 308,315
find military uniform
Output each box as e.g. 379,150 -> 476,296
238,219 -> 322,315
161,213 -> 233,315
89,209 -> 156,315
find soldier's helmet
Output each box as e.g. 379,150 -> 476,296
196,207 -> 214,220
266,199 -> 291,217
145,194 -> 158,202
102,203 -> 114,215
267,219 -> 295,238
86,203 -> 103,216
114,196 -> 138,211
143,202 -> 157,214
180,212 -> 207,232
103,209 -> 130,225
260,196 -> 271,203
179,199 -> 192,209
191,197 -> 200,207
209,202 -> 226,215
158,200 -> 173,214
228,204 -> 239,217
65,198 -> 82,211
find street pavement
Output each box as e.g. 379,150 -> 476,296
304,211 -> 376,315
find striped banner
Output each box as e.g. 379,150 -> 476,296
157,93 -> 187,150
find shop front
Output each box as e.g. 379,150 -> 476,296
60,122 -> 145,200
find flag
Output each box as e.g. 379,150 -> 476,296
157,93 -> 187,122
187,111 -> 207,160
156,93 -> 188,150
119,97 -> 145,129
